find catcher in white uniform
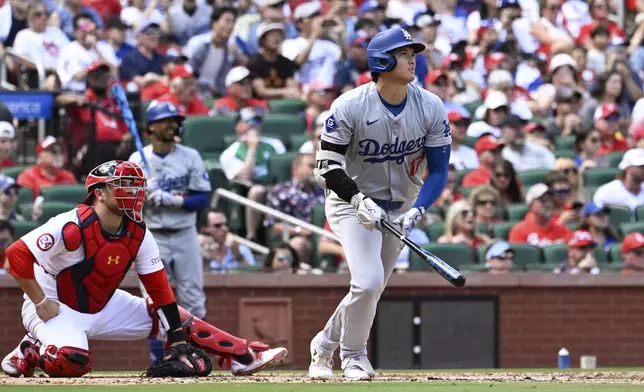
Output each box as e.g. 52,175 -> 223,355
308,28 -> 452,380
1,160 -> 286,378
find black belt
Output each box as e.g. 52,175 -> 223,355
371,198 -> 404,212
150,228 -> 183,234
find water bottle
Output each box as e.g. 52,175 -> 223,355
558,348 -> 570,368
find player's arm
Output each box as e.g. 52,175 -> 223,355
413,145 -> 451,211
182,153 -> 212,211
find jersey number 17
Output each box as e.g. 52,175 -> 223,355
409,155 -> 425,176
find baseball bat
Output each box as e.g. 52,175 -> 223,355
381,221 -> 466,288
111,84 -> 150,175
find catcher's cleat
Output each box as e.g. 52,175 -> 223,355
308,339 -> 334,380
1,335 -> 39,378
342,355 -> 375,381
229,346 -> 288,376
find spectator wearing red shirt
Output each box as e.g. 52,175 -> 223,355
17,136 -> 77,198
213,66 -> 268,117
622,233 -> 644,274
576,0 -> 625,48
155,64 -> 209,116
508,183 -> 573,247
462,135 -> 503,187
140,48 -> 189,101
593,103 -> 629,155
83,0 -> 121,29
0,117 -> 17,169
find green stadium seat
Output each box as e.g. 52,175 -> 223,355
463,136 -> 478,149
2,165 -> 29,180
409,243 -> 474,272
620,222 -> 644,236
464,101 -> 482,117
557,135 -> 575,150
542,243 -> 568,264
311,203 -> 326,228
594,246 -> 608,263
507,204 -> 529,221
182,116 -> 236,155
460,263 -> 489,273
228,264 -> 265,274
20,201 -> 77,223
587,186 -> 600,199
609,243 -> 623,263
475,223 -> 492,237
455,170 -> 471,186
476,243 -> 489,264
605,151 -> 626,168
268,99 -> 306,114
290,134 -> 311,152
602,262 -> 625,273
584,168 -> 619,187
460,187 -> 475,198
637,206 -> 644,221
268,152 -> 297,184
526,262 -> 560,272
517,169 -> 550,188
11,220 -> 40,238
262,114 -> 306,140
223,133 -> 281,149
492,221 -> 518,240
40,185 -> 87,204
508,244 -> 542,269
607,206 -> 633,228
554,150 -> 576,159
17,187 -> 33,206
427,223 -> 445,241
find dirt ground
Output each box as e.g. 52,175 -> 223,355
1,371 -> 644,385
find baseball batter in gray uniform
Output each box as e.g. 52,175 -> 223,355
308,28 -> 452,380
129,101 -> 212,320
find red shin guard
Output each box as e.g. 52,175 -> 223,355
23,343 -> 92,378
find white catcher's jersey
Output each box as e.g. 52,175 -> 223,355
321,82 -> 451,204
21,209 -> 163,299
129,144 -> 212,230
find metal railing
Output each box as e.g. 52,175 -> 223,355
213,188 -> 339,243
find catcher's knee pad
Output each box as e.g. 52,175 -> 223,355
37,345 -> 92,377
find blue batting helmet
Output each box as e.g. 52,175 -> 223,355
146,101 -> 185,129
366,28 -> 425,73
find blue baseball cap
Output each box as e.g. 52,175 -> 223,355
359,0 -> 384,15
583,201 -> 609,217
497,0 -> 521,8
485,241 -> 514,261
0,174 -> 18,192
348,30 -> 369,48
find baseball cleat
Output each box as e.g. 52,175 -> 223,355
342,355 -> 375,381
1,335 -> 39,377
231,347 -> 288,376
308,340 -> 334,380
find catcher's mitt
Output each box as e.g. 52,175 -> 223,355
146,343 -> 212,378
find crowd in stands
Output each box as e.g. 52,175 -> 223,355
0,0 -> 643,277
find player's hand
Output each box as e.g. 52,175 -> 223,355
36,298 -> 60,322
393,207 -> 424,238
148,190 -> 184,208
350,193 -> 384,231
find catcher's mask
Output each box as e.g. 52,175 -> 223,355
84,160 -> 147,222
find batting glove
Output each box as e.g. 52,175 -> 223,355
393,207 -> 425,237
350,193 -> 385,231
148,190 -> 184,208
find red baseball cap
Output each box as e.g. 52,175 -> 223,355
36,135 -> 60,156
593,103 -> 620,121
170,64 -> 194,79
441,53 -> 462,69
524,123 -> 546,133
425,70 -> 448,85
447,110 -> 470,123
622,232 -> 644,253
474,135 -> 503,155
632,124 -> 644,141
86,61 -> 109,74
484,53 -> 505,72
568,230 -> 596,249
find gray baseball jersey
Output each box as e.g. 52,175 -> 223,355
321,82 -> 451,205
129,144 -> 212,230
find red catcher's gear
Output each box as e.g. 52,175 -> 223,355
22,341 -> 92,378
83,160 -> 146,222
56,205 -> 146,314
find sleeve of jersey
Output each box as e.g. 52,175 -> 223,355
423,94 -> 452,148
188,151 -> 212,192
134,228 -> 165,275
20,215 -> 66,274
6,240 -> 37,279
413,145 -> 451,211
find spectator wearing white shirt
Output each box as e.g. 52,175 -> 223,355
448,110 -> 478,171
500,114 -> 556,172
593,148 -> 644,212
56,13 -> 118,93
281,1 -> 341,89
0,0 -> 30,50
11,1 -> 69,89
199,208 -> 256,274
467,90 -> 509,139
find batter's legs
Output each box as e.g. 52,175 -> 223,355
169,226 -> 206,319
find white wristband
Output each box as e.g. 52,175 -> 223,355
34,296 -> 48,308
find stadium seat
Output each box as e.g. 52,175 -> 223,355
607,206 -> 633,228
554,150 -> 576,159
507,204 -> 529,221
463,101 -> 482,117
525,262 -> 560,272
476,243 -> 489,264
223,133 -> 281,149
455,170 -> 471,186
605,151 -> 626,168
602,262 -> 625,273
594,246 -> 608,263
262,114 -> 306,140
2,165 -> 29,179
290,134 -> 310,152
492,221 -> 518,240
556,135 -> 575,150
427,223 -> 445,241
268,152 -> 297,184
40,185 -> 87,204
609,243 -> 623,263
460,187 -> 475,198
12,220 -> 40,238
21,201 -> 77,223
463,136 -> 478,149
636,206 -> 644,221
542,243 -> 568,264
517,169 -> 550,188
268,99 -> 306,114
17,187 -> 33,206
620,222 -> 644,236
584,168 -> 619,187
182,116 -> 236,155
409,243 -> 474,272
475,223 -> 492,237
508,244 -> 542,269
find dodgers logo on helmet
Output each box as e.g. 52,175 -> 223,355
401,28 -> 412,41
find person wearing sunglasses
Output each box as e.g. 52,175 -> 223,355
484,240 -> 515,274
438,200 -> 492,249
545,170 -> 579,226
201,208 -> 255,273
554,230 -> 600,274
0,175 -> 22,221
490,159 -> 524,206
555,157 -> 589,203
621,233 -> 644,275
469,185 -> 502,233
577,201 -> 620,251
573,130 -> 605,170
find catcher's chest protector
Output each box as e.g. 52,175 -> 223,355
56,205 -> 146,314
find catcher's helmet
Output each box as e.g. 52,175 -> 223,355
84,160 -> 147,222
146,100 -> 185,133
367,28 -> 426,73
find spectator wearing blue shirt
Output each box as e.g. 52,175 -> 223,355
105,17 -> 135,61
53,0 -> 103,40
335,30 -> 370,94
119,20 -> 164,87
200,209 -> 256,274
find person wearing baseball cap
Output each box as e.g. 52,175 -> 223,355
247,23 -> 300,99
140,48 -> 191,101
592,148 -> 644,211
0,174 -> 23,221
155,64 -> 209,116
105,17 -> 135,61
0,102 -> 17,170
447,110 -> 477,171
500,114 -> 556,172
16,137 -> 77,199
461,135 -> 504,187
579,201 -> 620,251
508,183 -> 573,247
119,20 -> 164,87
484,241 -> 515,274
621,233 -> 644,274
630,124 -> 644,149
553,230 -> 600,274
593,103 -> 629,155
467,90 -> 509,139
336,30 -> 371,94
214,66 -> 269,117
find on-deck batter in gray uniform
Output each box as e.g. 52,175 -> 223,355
129,144 -> 211,318
312,82 -> 450,362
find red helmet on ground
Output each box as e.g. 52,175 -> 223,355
84,160 -> 146,222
